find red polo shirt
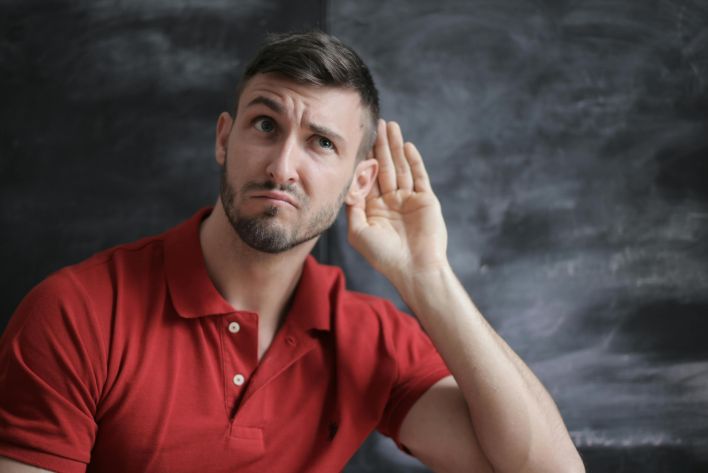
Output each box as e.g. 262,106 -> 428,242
0,208 -> 450,472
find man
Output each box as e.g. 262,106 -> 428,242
0,32 -> 584,472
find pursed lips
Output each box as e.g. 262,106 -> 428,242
250,190 -> 299,209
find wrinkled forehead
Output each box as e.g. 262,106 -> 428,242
237,73 -> 378,161
242,74 -> 368,130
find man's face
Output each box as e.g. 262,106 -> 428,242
216,73 -> 368,253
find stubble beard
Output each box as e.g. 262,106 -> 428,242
219,161 -> 350,254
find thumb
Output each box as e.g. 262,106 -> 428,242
346,203 -> 368,240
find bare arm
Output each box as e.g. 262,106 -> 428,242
396,265 -> 584,473
0,457 -> 54,473
347,119 -> 584,473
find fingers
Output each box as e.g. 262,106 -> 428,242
374,119 -> 397,194
404,141 -> 432,192
387,122 -> 414,191
373,118 -> 431,194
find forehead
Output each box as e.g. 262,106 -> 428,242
238,73 -> 365,137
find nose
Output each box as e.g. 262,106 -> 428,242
265,135 -> 299,185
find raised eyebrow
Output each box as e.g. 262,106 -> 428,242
309,123 -> 344,145
245,97 -> 344,144
245,96 -> 283,113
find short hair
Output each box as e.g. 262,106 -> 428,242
235,31 -> 380,161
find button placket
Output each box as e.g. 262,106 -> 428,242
237,329 -> 319,412
222,313 -> 258,418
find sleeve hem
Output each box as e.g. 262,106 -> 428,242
378,366 -> 452,454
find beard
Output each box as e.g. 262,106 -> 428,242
219,160 -> 350,254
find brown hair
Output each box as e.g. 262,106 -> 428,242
236,31 -> 380,160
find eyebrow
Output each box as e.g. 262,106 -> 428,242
309,123 -> 345,145
246,95 -> 346,145
246,96 -> 283,113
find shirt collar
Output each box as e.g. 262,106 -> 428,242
164,207 -> 235,318
163,207 -> 339,332
286,254 -> 339,333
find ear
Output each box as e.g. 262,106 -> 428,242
215,112 -> 233,166
345,157 -> 378,206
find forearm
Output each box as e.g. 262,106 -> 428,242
392,263 -> 582,473
0,456 -> 55,473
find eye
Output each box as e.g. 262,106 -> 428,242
254,117 -> 275,133
317,136 -> 334,150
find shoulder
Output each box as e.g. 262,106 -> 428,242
338,284 -> 422,338
61,231 -> 169,301
307,257 -> 412,322
5,231 -> 169,342
308,258 -> 427,351
69,232 -> 167,283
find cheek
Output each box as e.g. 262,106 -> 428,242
226,144 -> 262,176
307,165 -> 353,202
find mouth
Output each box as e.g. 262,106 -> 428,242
250,190 -> 299,209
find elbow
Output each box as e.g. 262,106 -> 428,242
508,449 -> 586,473
567,462 -> 586,473
532,446 -> 586,473
561,450 -> 586,473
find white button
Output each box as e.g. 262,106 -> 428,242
233,374 -> 245,386
228,322 -> 240,333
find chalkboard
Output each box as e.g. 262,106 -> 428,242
0,2 -> 434,471
3,0 -> 708,472
329,0 -> 708,472
0,0 -> 322,321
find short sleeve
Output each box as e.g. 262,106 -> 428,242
0,270 -> 105,473
376,303 -> 451,452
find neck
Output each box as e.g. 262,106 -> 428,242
199,201 -> 317,333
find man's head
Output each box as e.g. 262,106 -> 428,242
213,31 -> 380,254
236,31 -> 380,161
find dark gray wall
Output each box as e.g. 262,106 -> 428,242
0,2 -> 422,471
0,0 -> 322,325
329,1 -> 708,472
3,1 -> 708,472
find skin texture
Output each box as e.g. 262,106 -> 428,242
199,73 -> 379,361
0,74 -> 584,473
219,152 -> 351,253
216,74 -> 372,255
0,457 -> 50,472
350,120 -> 584,473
